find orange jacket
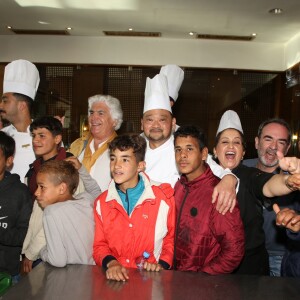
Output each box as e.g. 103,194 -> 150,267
93,172 -> 175,269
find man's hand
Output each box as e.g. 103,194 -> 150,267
212,174 -> 237,215
273,204 -> 300,233
285,174 -> 300,191
22,256 -> 33,274
278,152 -> 300,174
106,260 -> 129,282
143,262 -> 163,272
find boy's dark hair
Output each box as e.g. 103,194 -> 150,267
30,116 -> 63,136
0,131 -> 15,159
174,125 -> 207,150
38,160 -> 79,195
109,134 -> 146,162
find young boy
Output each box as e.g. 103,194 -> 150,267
173,125 -> 245,274
93,134 -> 175,282
37,159 -> 101,267
22,116 -> 73,273
0,132 -> 32,281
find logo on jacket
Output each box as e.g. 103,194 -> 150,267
0,216 -> 8,229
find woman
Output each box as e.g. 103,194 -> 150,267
213,110 -> 299,275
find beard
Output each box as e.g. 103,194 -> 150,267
258,148 -> 279,168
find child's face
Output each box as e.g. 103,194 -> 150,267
0,149 -> 13,180
31,128 -> 62,161
110,148 -> 145,191
35,172 -> 62,208
175,136 -> 208,182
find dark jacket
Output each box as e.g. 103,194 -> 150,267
232,164 -> 274,275
25,147 -> 73,199
0,172 -> 32,275
174,164 -> 245,274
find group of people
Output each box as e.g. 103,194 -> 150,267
0,59 -> 300,285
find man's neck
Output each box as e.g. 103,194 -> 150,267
149,137 -> 170,150
256,160 -> 278,174
12,117 -> 31,132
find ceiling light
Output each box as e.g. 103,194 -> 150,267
189,32 -> 194,36
128,28 -> 133,31
66,27 -> 72,31
38,21 -> 50,25
6,25 -> 12,29
252,33 -> 257,37
269,8 -> 283,14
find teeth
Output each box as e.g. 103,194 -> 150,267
226,151 -> 235,155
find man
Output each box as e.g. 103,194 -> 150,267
69,94 -> 123,191
244,118 -> 300,276
141,73 -> 238,214
173,125 -> 245,273
0,59 -> 40,182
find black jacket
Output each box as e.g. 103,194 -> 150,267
0,172 -> 32,275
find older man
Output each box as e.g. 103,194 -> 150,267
244,118 -> 300,276
0,59 -> 40,182
70,94 -> 123,191
141,74 -> 238,214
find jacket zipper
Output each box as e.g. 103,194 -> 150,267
173,184 -> 189,269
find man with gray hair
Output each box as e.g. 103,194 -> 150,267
70,94 -> 123,191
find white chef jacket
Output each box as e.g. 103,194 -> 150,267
2,124 -> 35,183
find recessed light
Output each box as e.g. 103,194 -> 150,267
252,33 -> 257,37
269,8 -> 283,14
66,27 -> 72,31
189,32 -> 194,36
38,21 -> 50,25
128,28 -> 133,31
6,25 -> 12,29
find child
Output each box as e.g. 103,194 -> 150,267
93,134 -> 175,282
22,116 -> 73,273
173,125 -> 245,274
0,132 -> 32,282
37,159 -> 101,267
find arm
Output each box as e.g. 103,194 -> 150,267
0,187 -> 32,246
201,205 -> 245,275
40,208 -> 68,267
156,195 -> 175,269
207,154 -> 238,214
93,198 -> 129,281
262,174 -> 296,197
65,156 -> 102,199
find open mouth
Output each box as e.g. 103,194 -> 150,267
225,151 -> 236,159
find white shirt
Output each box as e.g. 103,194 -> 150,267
2,124 -> 35,183
78,139 -> 112,192
144,135 -> 236,187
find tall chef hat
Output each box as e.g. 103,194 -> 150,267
216,110 -> 243,136
143,73 -> 171,113
3,59 -> 40,100
160,64 -> 184,102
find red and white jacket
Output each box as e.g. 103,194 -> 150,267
93,172 -> 175,269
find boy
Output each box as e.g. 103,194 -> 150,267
37,159 -> 101,267
93,134 -> 175,281
173,125 -> 245,274
22,116 -> 73,273
0,132 -> 32,282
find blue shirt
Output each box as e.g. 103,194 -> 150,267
116,174 -> 145,215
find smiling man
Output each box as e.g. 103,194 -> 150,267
70,95 -> 123,191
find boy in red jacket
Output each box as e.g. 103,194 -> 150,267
93,134 -> 175,281
173,125 -> 245,274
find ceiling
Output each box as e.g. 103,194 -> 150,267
0,0 -> 300,43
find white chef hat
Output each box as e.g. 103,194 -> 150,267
216,110 -> 243,136
160,64 -> 184,102
143,73 -> 171,113
3,59 -> 40,100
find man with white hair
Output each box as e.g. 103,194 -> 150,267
70,94 -> 123,191
0,59 -> 40,182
